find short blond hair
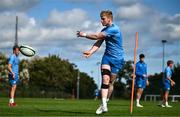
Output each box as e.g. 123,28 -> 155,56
100,10 -> 113,20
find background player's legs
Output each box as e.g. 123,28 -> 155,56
107,74 -> 116,102
164,90 -> 172,107
159,89 -> 165,107
164,91 -> 168,103
136,88 -> 143,107
9,84 -> 16,104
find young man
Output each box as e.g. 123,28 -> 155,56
135,54 -> 149,107
7,45 -> 20,107
77,10 -> 124,114
161,60 -> 175,107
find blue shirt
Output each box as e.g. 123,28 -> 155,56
164,66 -> 173,84
136,61 -> 147,79
101,23 -> 124,59
8,54 -> 19,76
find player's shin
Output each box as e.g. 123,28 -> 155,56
107,83 -> 114,101
101,84 -> 109,107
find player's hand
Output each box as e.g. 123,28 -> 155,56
131,74 -> 136,78
146,80 -> 150,86
12,72 -> 15,79
171,80 -> 175,86
83,50 -> 92,58
77,31 -> 87,37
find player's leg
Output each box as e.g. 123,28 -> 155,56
9,78 -> 18,107
107,74 -> 116,102
135,78 -> 144,107
107,59 -> 124,102
164,90 -> 172,107
136,88 -> 144,107
9,84 -> 17,106
158,83 -> 165,106
159,89 -> 165,107
163,83 -> 172,107
96,65 -> 110,114
159,82 -> 166,107
101,65 -> 111,108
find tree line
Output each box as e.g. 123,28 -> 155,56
0,53 -> 180,99
0,54 -> 97,99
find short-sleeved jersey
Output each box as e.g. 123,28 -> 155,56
164,66 -> 173,84
101,23 -> 124,60
8,54 -> 19,75
135,61 -> 147,79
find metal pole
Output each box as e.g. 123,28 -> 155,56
162,40 -> 167,72
77,70 -> 80,99
15,16 -> 18,46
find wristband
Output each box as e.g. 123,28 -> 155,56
82,33 -> 87,37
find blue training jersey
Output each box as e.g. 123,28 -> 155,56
164,66 -> 173,84
135,61 -> 147,79
101,23 -> 124,59
8,54 -> 19,76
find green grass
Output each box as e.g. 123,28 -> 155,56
0,98 -> 180,116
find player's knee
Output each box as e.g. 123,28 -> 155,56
102,69 -> 111,84
102,77 -> 110,84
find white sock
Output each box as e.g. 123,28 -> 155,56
9,98 -> 14,103
165,101 -> 168,105
136,99 -> 140,105
102,98 -> 107,107
107,98 -> 109,102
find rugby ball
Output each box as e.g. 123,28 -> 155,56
20,45 -> 36,57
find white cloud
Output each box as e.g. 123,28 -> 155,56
64,0 -> 103,3
0,0 -> 40,11
46,9 -> 88,27
0,8 -> 103,61
166,24 -> 180,39
115,3 -> 150,20
113,0 -> 141,5
112,6 -> 180,74
0,1 -> 179,75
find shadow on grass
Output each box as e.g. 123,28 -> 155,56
36,108 -> 95,115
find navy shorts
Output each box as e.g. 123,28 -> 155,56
135,77 -> 147,89
163,82 -> 171,91
8,74 -> 19,86
101,55 -> 124,75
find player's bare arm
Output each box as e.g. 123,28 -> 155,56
167,77 -> 175,86
83,40 -> 104,58
77,31 -> 105,40
146,80 -> 150,86
8,64 -> 15,79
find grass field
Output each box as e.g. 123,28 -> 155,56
0,98 -> 180,116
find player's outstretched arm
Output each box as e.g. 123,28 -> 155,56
77,31 -> 105,40
83,40 -> 104,58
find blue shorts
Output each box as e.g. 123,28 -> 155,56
101,55 -> 124,74
135,77 -> 147,89
8,74 -> 19,86
163,82 -> 170,91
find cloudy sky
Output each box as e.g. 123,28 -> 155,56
0,0 -> 180,85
